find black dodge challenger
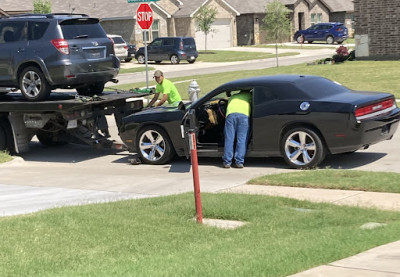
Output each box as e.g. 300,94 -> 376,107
119,75 -> 400,169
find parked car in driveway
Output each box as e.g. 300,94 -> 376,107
126,43 -> 136,62
119,75 -> 400,169
135,36 -> 198,64
0,13 -> 120,101
108,34 -> 129,62
294,22 -> 349,44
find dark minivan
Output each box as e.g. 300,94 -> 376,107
0,13 -> 119,101
135,36 -> 198,64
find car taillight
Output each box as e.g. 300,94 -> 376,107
179,40 -> 183,50
124,45 -> 128,49
355,98 -> 395,120
336,27 -> 343,32
51,39 -> 69,55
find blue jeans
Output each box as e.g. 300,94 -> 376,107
222,113 -> 250,165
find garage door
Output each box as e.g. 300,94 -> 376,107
195,18 -> 231,50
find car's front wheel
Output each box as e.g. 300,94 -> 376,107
326,36 -> 334,44
170,54 -> 180,64
281,127 -> 325,169
137,54 -> 146,64
296,35 -> 303,43
19,66 -> 51,101
136,125 -> 175,165
76,82 -> 104,96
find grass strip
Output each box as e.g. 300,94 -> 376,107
1,193 -> 400,277
249,169 -> 400,193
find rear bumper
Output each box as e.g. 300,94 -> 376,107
329,108 -> 400,154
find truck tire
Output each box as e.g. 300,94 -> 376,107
19,66 -> 51,101
136,125 -> 175,165
0,118 -> 14,152
36,129 -> 68,146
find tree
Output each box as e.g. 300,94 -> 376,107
33,0 -> 52,14
194,5 -> 217,52
262,0 -> 291,67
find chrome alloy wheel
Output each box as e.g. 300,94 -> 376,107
21,70 -> 42,98
284,131 -> 316,166
139,130 -> 166,162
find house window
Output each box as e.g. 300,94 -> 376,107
152,19 -> 159,40
317,13 -> 322,23
142,19 -> 159,42
311,14 -> 315,25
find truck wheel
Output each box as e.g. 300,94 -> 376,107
0,118 -> 14,152
170,54 -> 180,64
281,127 -> 325,169
19,66 -> 51,101
136,125 -> 175,165
76,82 -> 105,96
36,130 -> 68,146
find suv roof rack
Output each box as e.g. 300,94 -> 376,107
1,13 -> 89,19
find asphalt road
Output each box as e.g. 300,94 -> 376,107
2,44 -> 399,217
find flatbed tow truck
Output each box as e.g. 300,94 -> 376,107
0,90 -> 150,154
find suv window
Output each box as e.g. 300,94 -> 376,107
150,38 -> 162,47
0,21 -> 26,43
60,18 -> 107,39
183,38 -> 196,50
28,21 -> 49,40
163,38 -> 175,46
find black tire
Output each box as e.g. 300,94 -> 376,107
0,118 -> 14,153
36,129 -> 68,146
281,127 -> 325,169
326,36 -> 334,44
136,125 -> 175,165
76,82 -> 105,96
19,66 -> 51,101
137,54 -> 145,64
170,54 -> 180,64
188,59 -> 196,64
296,35 -> 303,44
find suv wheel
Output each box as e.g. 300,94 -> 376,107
76,82 -> 105,96
326,36 -> 334,44
137,54 -> 146,64
296,35 -> 303,43
170,54 -> 180,64
19,66 -> 51,101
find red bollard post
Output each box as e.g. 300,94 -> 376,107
189,131 -> 203,224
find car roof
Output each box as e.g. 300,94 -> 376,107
215,75 -> 321,91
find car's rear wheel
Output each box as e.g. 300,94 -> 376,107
170,54 -> 180,64
136,125 -> 175,165
19,66 -> 51,101
76,82 -> 104,96
326,36 -> 334,44
281,127 -> 325,169
137,54 -> 145,64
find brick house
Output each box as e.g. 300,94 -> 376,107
1,0 -> 353,49
354,0 -> 400,59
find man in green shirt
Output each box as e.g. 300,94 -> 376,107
147,70 -> 182,107
222,90 -> 252,169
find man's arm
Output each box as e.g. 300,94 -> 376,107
156,94 -> 168,106
147,92 -> 160,107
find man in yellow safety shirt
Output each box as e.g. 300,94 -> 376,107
222,90 -> 252,168
147,70 -> 182,107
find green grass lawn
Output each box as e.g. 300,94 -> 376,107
119,66 -> 155,74
197,50 -> 299,62
0,151 -> 12,163
110,60 -> 400,99
1,193 -> 400,277
249,170 -> 400,193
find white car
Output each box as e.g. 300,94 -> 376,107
108,34 -> 129,62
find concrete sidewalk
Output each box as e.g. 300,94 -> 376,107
221,185 -> 400,277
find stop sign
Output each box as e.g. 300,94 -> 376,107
136,3 -> 153,30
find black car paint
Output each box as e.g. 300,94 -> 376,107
120,75 -> 400,167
